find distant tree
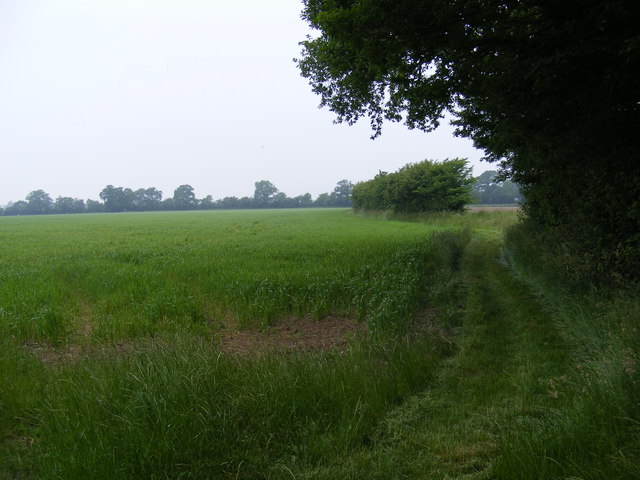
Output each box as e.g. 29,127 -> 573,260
132,187 -> 163,211
271,192 -> 293,208
237,197 -> 254,209
313,192 -> 332,207
472,171 -> 520,204
99,185 -> 134,212
253,180 -> 279,208
330,179 -> 354,207
217,196 -> 240,210
4,200 -> 28,216
54,196 -> 86,214
131,189 -> 145,211
73,198 -> 86,213
173,185 -> 197,210
161,197 -> 175,211
293,193 -> 313,208
25,190 -> 53,214
86,199 -> 104,213
199,195 -> 215,210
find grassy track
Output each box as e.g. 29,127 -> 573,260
296,234 -> 570,479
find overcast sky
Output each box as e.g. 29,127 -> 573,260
0,0 -> 490,205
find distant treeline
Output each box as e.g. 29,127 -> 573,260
0,180 -> 354,216
471,170 -> 520,205
1,171 -> 519,217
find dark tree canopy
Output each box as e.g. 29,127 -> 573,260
253,180 -> 279,208
173,185 -> 197,210
100,185 -> 135,212
133,188 -> 163,211
298,0 -> 640,279
25,190 -> 53,215
54,196 -> 86,214
331,179 -> 354,207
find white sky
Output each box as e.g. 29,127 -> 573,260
0,0 -> 491,205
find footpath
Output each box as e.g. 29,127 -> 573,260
311,234 -> 570,479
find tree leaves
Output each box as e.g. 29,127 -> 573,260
298,0 -> 640,279
352,159 -> 473,213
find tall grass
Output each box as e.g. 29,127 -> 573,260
26,334 -> 448,479
497,223 -> 640,479
355,208 -> 519,236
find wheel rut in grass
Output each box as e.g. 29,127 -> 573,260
307,235 -> 570,478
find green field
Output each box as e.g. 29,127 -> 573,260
0,208 -> 467,343
1,208 -> 638,479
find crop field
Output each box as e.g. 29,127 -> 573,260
0,208 -> 469,345
0,208 -> 478,479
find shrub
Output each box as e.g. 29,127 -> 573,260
352,159 -> 473,214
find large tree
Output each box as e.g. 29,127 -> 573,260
253,180 -> 279,208
54,196 -> 86,214
99,185 -> 134,212
25,190 -> 53,215
331,179 -> 354,207
133,187 -> 163,211
173,185 -> 198,210
298,0 -> 640,277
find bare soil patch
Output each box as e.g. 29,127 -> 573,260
217,315 -> 367,355
23,341 -> 84,366
24,316 -> 366,364
24,340 -> 132,366
25,309 -> 445,363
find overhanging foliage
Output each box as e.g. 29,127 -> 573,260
298,0 -> 640,280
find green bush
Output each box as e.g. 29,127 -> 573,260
352,159 -> 473,214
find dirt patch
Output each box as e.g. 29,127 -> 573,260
24,340 -> 132,367
217,315 -> 367,355
26,304 -> 98,366
25,310 -> 443,363
25,316 -> 366,364
23,341 -> 84,366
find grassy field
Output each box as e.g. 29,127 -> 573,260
0,208 -> 472,478
0,209 -> 462,344
1,208 -> 638,479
